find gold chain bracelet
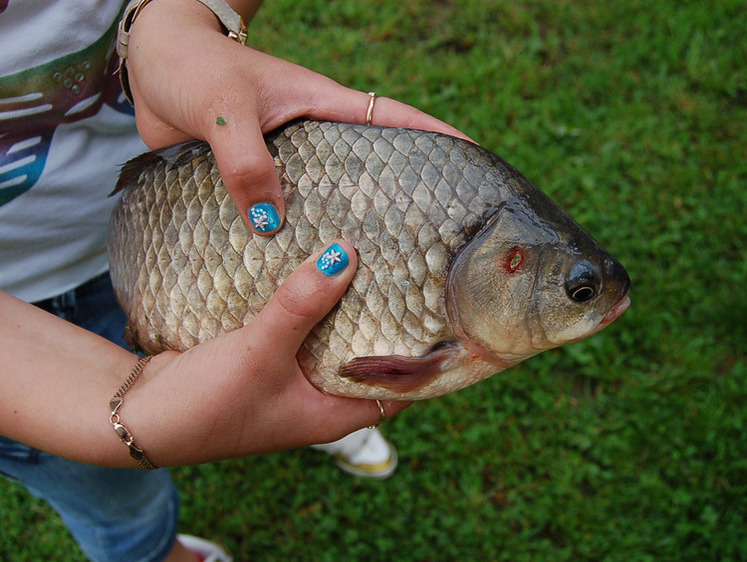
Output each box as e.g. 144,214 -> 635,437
109,356 -> 158,470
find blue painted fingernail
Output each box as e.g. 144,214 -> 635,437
249,202 -> 281,233
317,243 -> 349,276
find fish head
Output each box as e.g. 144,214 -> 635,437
447,181 -> 630,365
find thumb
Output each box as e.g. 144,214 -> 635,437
253,240 -> 358,352
208,117 -> 286,236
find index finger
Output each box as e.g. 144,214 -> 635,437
207,109 -> 286,236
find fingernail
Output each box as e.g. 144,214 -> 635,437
248,202 -> 281,233
317,243 -> 349,276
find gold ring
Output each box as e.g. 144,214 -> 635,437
365,91 -> 377,125
367,399 -> 386,429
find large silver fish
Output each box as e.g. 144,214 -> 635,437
109,120 -> 630,400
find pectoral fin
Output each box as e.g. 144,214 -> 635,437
339,344 -> 457,393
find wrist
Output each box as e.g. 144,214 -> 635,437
117,0 -> 250,103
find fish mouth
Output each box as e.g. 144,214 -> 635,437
596,293 -> 631,331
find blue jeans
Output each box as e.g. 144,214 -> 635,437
0,273 -> 179,561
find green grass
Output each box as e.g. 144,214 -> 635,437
1,0 -> 744,559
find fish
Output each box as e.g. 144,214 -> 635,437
108,120 -> 630,401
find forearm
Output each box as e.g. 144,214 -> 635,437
0,290 -> 268,468
0,290 -> 258,468
0,291 -> 139,466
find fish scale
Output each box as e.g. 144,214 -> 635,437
109,120 -> 630,400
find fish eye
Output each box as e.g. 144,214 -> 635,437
566,261 -> 600,303
570,285 -> 596,302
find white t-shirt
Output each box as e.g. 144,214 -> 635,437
0,0 -> 148,302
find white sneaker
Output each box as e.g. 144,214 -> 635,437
177,534 -> 232,562
311,427 -> 399,479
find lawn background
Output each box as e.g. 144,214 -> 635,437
1,0 -> 744,560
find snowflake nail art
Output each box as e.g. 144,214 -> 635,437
317,243 -> 349,276
249,203 -> 280,233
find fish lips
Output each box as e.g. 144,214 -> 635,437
596,293 -> 631,331
598,256 -> 631,327
586,250 -> 631,333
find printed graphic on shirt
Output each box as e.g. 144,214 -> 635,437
0,18 -> 133,206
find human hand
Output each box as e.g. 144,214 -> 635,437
125,0 -> 473,235
125,240 -> 410,466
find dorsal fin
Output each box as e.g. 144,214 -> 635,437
110,140 -> 211,196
